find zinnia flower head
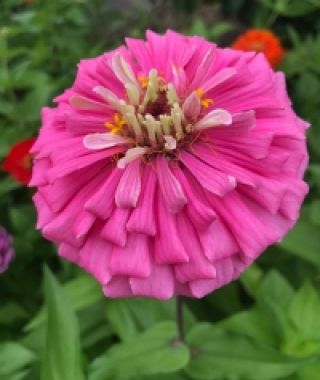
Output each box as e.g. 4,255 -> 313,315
31,30 -> 308,300
0,226 -> 14,274
3,138 -> 35,184
232,29 -> 285,68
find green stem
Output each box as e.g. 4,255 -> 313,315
176,296 -> 185,343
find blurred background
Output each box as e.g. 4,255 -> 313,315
1,1 -> 320,379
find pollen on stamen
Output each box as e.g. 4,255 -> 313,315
196,87 -> 213,109
138,76 -> 149,89
104,113 -> 127,135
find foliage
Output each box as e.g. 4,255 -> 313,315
1,0 -> 320,379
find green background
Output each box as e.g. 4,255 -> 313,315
1,0 -> 320,379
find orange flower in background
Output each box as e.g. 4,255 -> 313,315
232,29 -> 285,68
2,138 -> 35,185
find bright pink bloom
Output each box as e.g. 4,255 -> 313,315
31,30 -> 309,300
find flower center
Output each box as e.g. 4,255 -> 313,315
80,54 -> 233,168
144,90 -> 171,120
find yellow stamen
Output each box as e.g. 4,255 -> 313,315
104,113 -> 127,134
201,99 -> 213,108
196,87 -> 213,109
113,113 -> 127,128
196,87 -> 204,98
138,74 -> 166,90
138,75 -> 149,89
110,126 -> 121,135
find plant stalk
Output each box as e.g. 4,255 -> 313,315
176,296 -> 185,343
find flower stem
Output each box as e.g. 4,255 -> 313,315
176,296 -> 185,343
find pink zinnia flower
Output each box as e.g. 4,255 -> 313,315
31,30 -> 309,300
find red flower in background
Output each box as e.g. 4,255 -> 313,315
3,138 -> 35,184
232,29 -> 285,68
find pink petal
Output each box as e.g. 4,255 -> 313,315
190,47 -> 215,89
280,179 -> 308,221
130,265 -> 175,300
173,166 -> 216,230
190,143 -> 256,188
79,229 -> 112,284
239,177 -> 287,215
101,208 -> 130,247
194,108 -> 232,131
42,172 -> 106,247
111,54 -> 139,88
125,37 -> 153,73
182,92 -> 201,122
174,213 -> 216,283
85,168 -> 123,220
109,233 -> 151,278
93,86 -> 121,109
83,133 -> 130,150
117,147 -> 148,169
198,218 -> 239,262
40,162 -> 107,213
172,66 -> 187,96
29,158 -> 51,187
189,257 -> 245,298
202,67 -> 237,93
164,135 -> 177,150
73,211 -> 95,239
156,156 -> 187,213
65,113 -> 106,136
58,243 -> 79,264
214,133 -> 272,160
115,159 -> 142,208
48,147 -> 123,181
127,167 -> 157,236
33,192 -> 54,229
154,193 -> 189,265
208,192 -> 276,259
69,94 -> 107,110
103,276 -> 133,298
180,151 -> 236,197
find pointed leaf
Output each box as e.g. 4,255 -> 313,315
186,323 -> 315,380
89,322 -> 190,380
41,267 -> 85,380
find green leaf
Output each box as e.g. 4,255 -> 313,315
279,215 -> 320,268
256,271 -> 294,343
0,371 -> 29,380
0,342 -> 35,376
256,0 -> 319,17
0,302 -> 28,326
219,308 -> 278,347
288,283 -> 320,341
105,298 -> 195,341
0,178 -> 20,198
257,271 -> 294,309
208,21 -> 235,41
9,204 -> 36,233
240,264 -> 264,298
131,375 -> 188,380
25,273 -> 103,331
298,361 -> 320,380
190,19 -> 207,37
106,299 -> 140,342
41,267 -> 85,380
309,199 -> 320,226
89,321 -> 190,380
186,324 -> 315,380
